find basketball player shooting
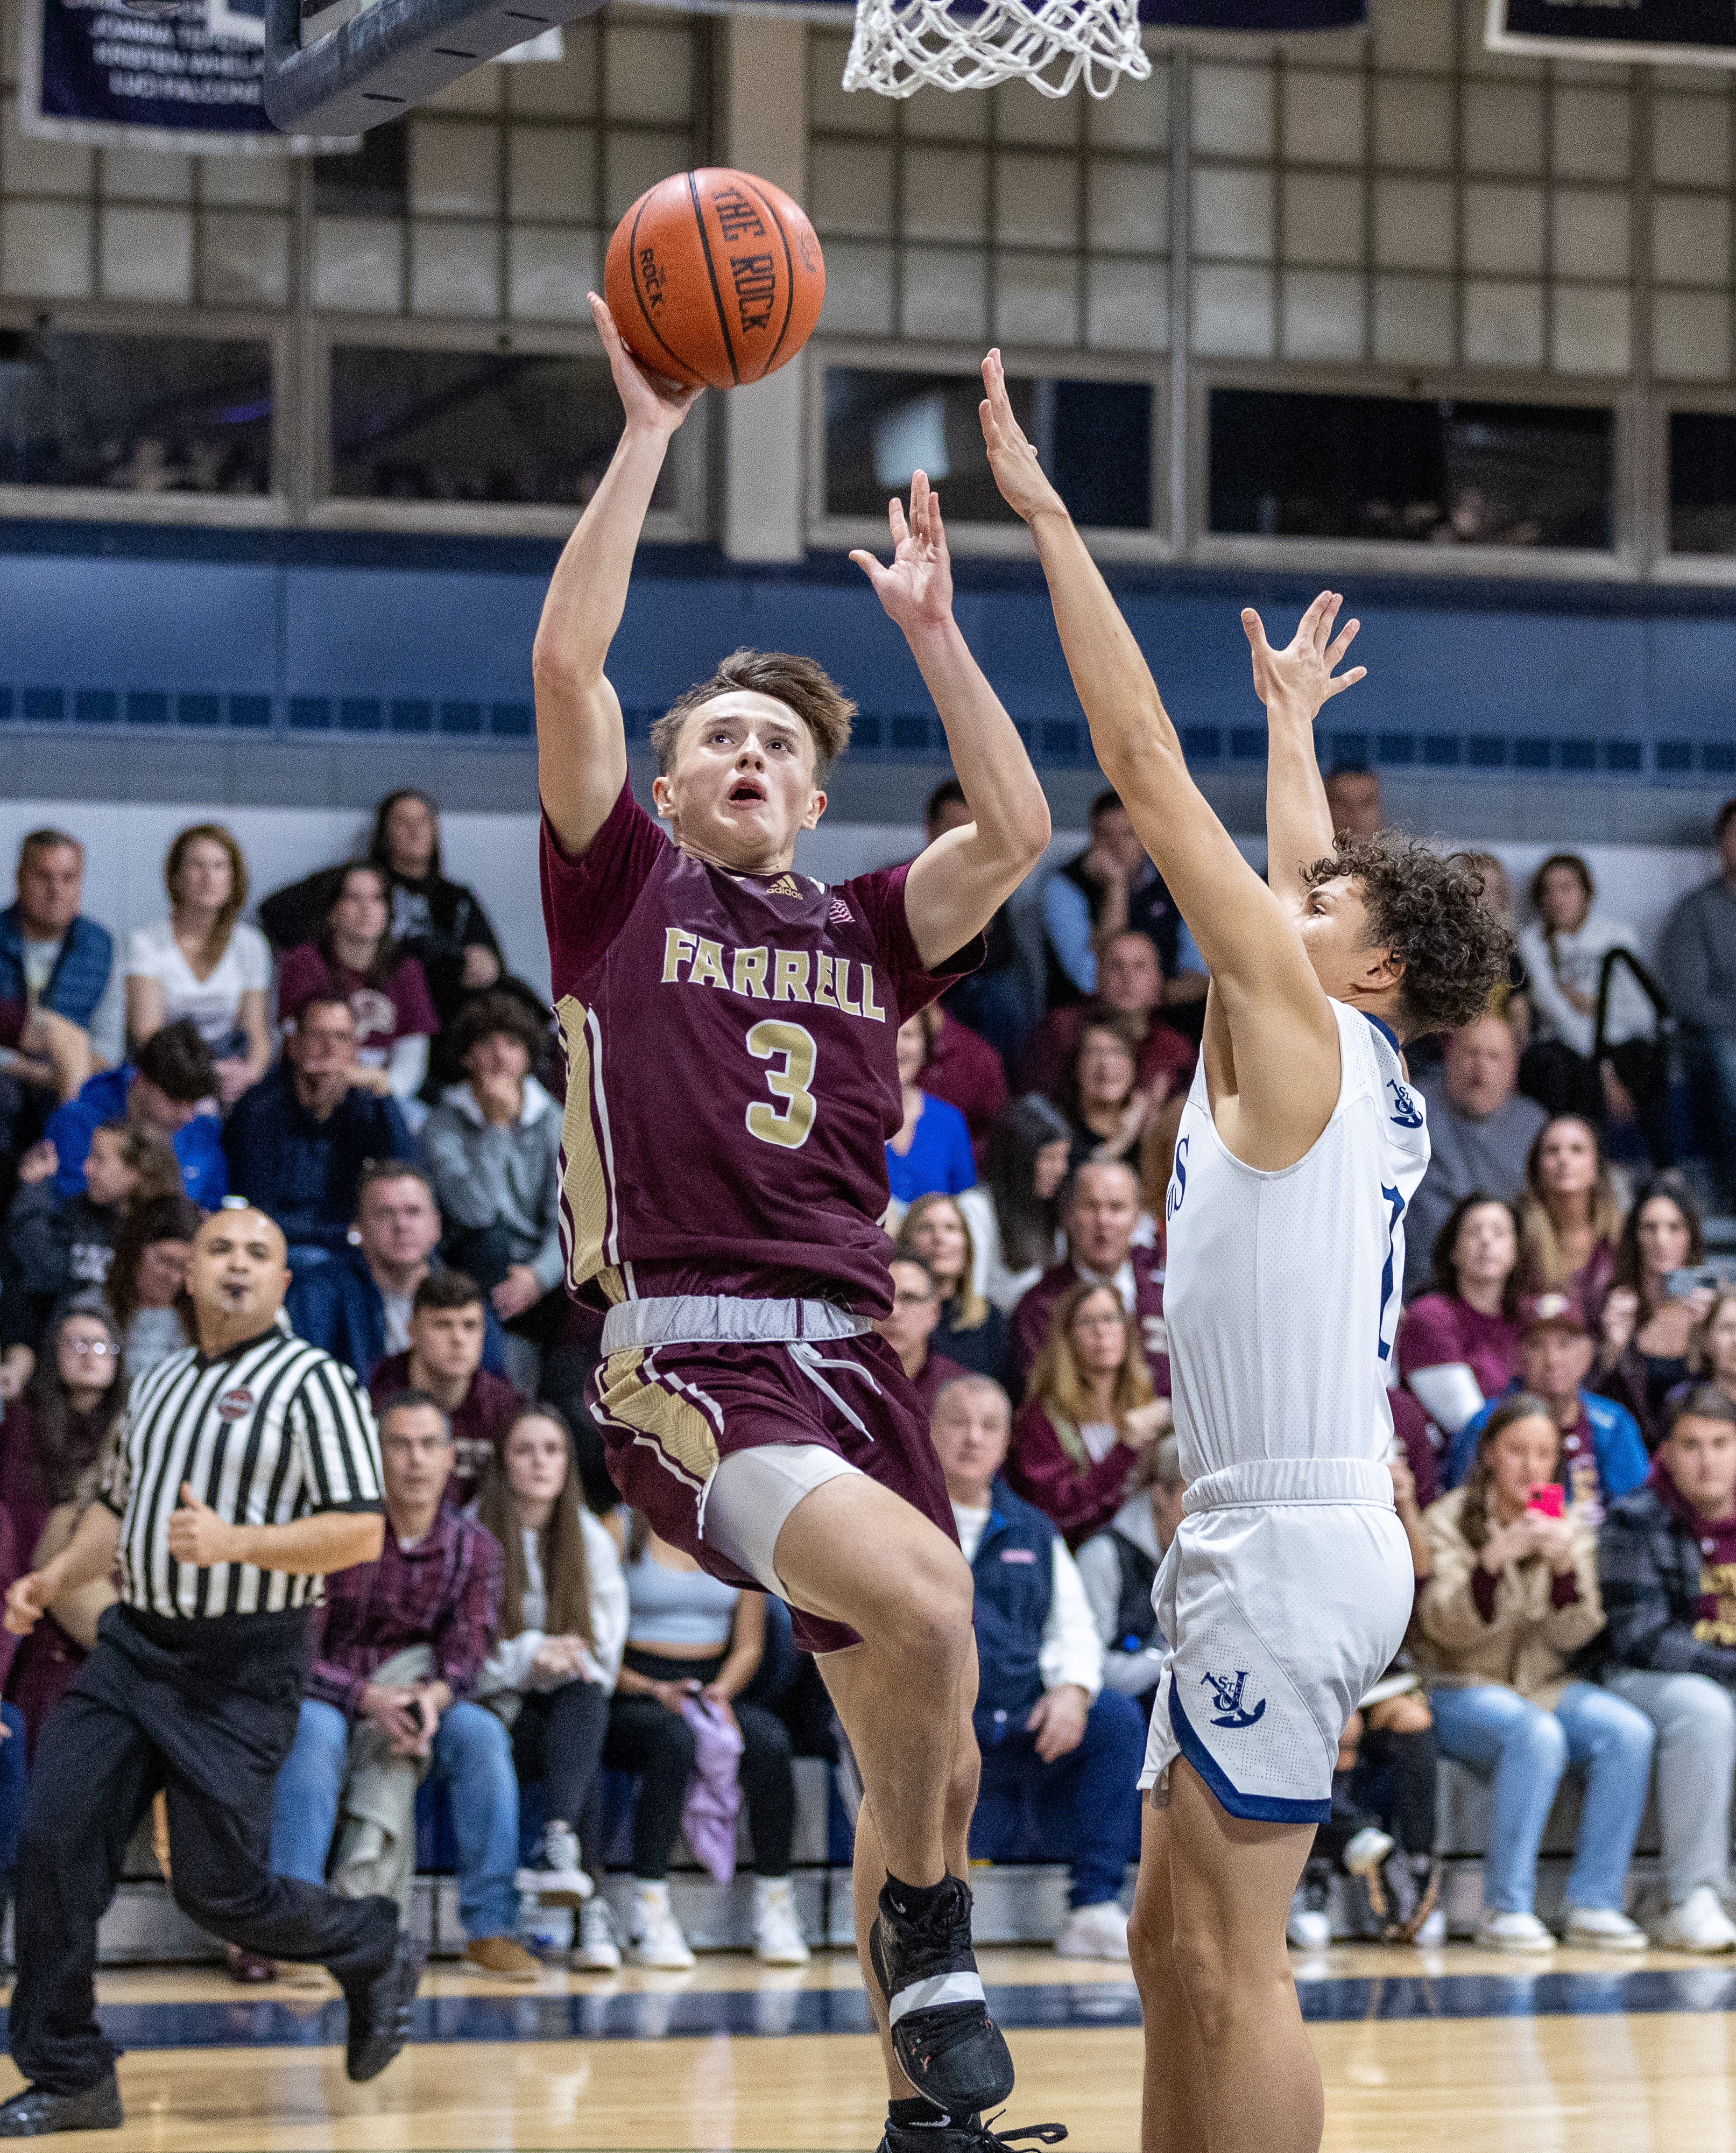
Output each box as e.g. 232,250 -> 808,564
532,295 -> 1055,2152
978,358 -> 1511,2153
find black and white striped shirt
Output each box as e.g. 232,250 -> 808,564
101,1328 -> 384,1620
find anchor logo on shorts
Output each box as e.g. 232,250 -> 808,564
1200,1669 -> 1266,1730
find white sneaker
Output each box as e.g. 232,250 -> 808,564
1413,1906 -> 1448,1948
1565,1905 -> 1648,1952
752,1878 -> 810,1966
574,1897 -> 622,1972
628,1883 -> 696,1970
1287,1882 -> 1332,1952
515,1820 -> 594,1906
1342,1827 -> 1395,1878
1475,1909 -> 1557,1953
1053,1901 -> 1130,1962
1659,1885 -> 1736,1955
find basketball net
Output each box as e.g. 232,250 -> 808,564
842,0 -> 1150,100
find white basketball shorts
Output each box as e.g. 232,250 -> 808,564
1139,1457 -> 1414,1823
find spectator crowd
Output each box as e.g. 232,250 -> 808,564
3,767 -> 1736,1975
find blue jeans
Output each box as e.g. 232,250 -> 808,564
271,1698 -> 520,1941
1430,1681 -> 1655,1915
0,1702 -> 26,1882
970,1691 -> 1146,1908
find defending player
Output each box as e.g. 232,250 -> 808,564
978,356 -> 1511,2153
532,298 -> 1054,2152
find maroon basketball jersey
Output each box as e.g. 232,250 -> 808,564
541,782 -> 980,1319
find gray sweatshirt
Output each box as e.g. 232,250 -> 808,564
423,1075 -> 566,1293
1405,1082 -> 1547,1297
1661,874 -> 1736,1035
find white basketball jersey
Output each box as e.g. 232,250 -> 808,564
1161,998 -> 1431,1482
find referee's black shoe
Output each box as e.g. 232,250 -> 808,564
343,1930 -> 425,2081
0,2071 -> 122,2134
869,1876 -> 1014,2114
879,2109 -> 1066,2153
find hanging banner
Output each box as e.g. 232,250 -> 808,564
18,0 -> 351,150
1487,0 -> 1736,68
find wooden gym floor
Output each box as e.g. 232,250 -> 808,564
3,1943 -> 1735,2151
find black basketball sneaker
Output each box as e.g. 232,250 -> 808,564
878,2113 -> 1067,2153
869,1875 -> 1015,2114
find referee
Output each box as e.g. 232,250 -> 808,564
0,1200 -> 421,2138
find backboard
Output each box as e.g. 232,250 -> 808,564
260,0 -> 606,135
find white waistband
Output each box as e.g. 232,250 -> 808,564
601,1295 -> 871,1353
1180,1457 -> 1395,1515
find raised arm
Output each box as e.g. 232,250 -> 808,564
1244,596 -> 1363,911
531,296 -> 700,857
978,354 -> 1349,1165
851,457 -> 1052,969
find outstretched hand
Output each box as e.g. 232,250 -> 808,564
850,469 -> 954,634
978,349 -> 1066,524
1241,591 -> 1365,721
588,293 -> 702,438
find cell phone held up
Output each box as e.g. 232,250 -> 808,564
1665,1260 -> 1736,1300
1527,1483 -> 1565,1518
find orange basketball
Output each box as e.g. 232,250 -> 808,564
604,167 -> 825,393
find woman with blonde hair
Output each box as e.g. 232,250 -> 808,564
125,822 -> 271,1106
1007,1279 -> 1170,1546
1516,1114 -> 1624,1313
895,1192 -> 1011,1387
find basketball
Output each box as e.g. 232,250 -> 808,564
604,167 -> 825,393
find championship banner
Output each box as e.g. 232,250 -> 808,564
18,0 -> 351,150
1487,0 -> 1736,68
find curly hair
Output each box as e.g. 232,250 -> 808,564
1301,833 -> 1515,1036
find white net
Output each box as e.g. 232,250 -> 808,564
842,0 -> 1150,98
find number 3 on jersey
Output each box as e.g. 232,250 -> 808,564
745,1020 -> 818,1149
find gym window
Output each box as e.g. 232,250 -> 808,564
823,364 -> 1154,531
1206,386 -> 1615,550
0,328 -> 273,494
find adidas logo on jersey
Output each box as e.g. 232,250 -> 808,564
766,874 -> 801,897
829,897 -> 854,925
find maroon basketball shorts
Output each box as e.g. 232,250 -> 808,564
588,1298 -> 956,1655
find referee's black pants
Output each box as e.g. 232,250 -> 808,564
10,1605 -> 400,2095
